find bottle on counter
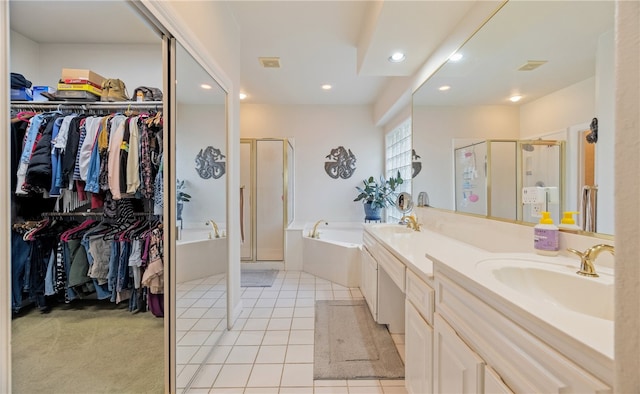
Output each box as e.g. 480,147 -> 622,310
558,211 -> 581,233
534,211 -> 559,256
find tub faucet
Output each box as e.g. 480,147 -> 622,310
206,220 -> 220,239
400,215 -> 420,231
310,220 -> 327,238
567,244 -> 614,277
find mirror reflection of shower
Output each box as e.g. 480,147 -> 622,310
520,140 -> 564,224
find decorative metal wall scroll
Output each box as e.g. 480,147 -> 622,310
195,146 -> 226,179
412,149 -> 422,178
324,146 -> 357,179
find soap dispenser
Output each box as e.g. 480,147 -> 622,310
534,211 -> 559,256
559,211 -> 581,233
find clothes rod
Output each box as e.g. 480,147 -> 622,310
11,101 -> 163,111
41,211 -> 158,217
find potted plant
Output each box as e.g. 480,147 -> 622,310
176,179 -> 192,220
354,171 -> 403,221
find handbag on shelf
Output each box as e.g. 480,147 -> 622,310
132,86 -> 163,102
101,78 -> 129,102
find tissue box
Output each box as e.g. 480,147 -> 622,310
32,86 -> 56,101
10,88 -> 33,101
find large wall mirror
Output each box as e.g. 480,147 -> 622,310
174,41 -> 228,390
412,1 -> 614,236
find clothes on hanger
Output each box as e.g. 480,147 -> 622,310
11,211 -> 164,316
12,109 -> 163,206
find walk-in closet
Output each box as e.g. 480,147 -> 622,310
5,2 -> 231,392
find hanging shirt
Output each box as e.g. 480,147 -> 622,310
126,116 -> 141,194
49,117 -> 65,196
78,116 -> 102,180
107,115 -> 127,199
15,114 -> 44,195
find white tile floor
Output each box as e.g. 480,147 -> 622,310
176,270 -> 407,394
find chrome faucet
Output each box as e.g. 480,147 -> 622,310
400,215 -> 420,231
310,220 -> 327,238
206,220 -> 220,239
567,244 -> 614,277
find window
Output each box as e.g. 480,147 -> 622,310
385,118 -> 412,223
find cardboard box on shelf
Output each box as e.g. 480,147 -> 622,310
32,86 -> 56,101
57,82 -> 102,96
60,68 -> 105,87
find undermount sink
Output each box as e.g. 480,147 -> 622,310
476,257 -> 614,321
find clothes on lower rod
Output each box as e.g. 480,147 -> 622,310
10,218 -> 163,315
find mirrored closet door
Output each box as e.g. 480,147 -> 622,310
173,40 -> 228,392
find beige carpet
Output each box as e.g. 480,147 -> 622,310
12,300 -> 164,394
314,299 -> 404,380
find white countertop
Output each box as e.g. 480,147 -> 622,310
363,223 -> 614,383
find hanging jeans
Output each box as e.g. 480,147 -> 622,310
11,231 -> 30,313
108,241 -> 119,302
28,238 -> 55,312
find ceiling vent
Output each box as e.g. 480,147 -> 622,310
259,57 -> 281,68
518,60 -> 547,71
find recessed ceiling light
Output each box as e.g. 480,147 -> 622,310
321,84 -> 332,90
510,95 -> 523,102
200,84 -> 212,90
449,52 -> 463,62
239,92 -> 247,100
439,85 -> 451,91
388,52 -> 406,63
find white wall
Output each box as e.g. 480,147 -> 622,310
412,105 -> 520,210
519,77 -> 595,139
240,104 -> 384,224
143,0 -> 243,333
10,31 -> 162,92
594,30 -> 615,235
176,104 -> 226,229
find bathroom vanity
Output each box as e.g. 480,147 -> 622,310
361,215 -> 613,393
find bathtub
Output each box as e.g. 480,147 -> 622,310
302,222 -> 362,287
176,228 -> 227,283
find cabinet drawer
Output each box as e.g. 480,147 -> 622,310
363,231 -> 377,252
406,269 -> 434,325
376,244 -> 405,291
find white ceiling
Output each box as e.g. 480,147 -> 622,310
413,1 -> 615,107
9,0 -> 475,106
8,1 -> 615,108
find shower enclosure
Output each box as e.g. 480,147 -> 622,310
240,138 -> 294,262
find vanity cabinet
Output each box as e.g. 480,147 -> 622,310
434,314 -> 485,393
435,264 -> 611,394
485,366 -> 515,394
360,245 -> 378,320
361,231 -> 405,332
405,301 -> 433,394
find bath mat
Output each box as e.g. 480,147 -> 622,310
314,299 -> 404,380
241,269 -> 278,287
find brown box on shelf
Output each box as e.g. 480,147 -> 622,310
60,68 -> 105,87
